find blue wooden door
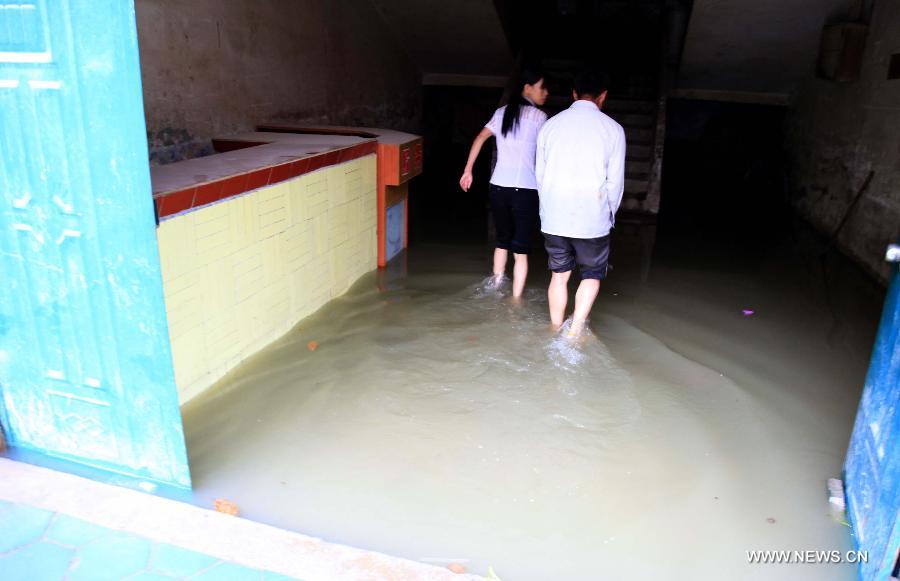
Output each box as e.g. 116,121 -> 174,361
845,249 -> 900,580
0,1 -> 191,488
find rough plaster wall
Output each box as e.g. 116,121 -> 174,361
786,0 -> 900,283
135,0 -> 421,164
679,0 -> 849,95
368,0 -> 512,76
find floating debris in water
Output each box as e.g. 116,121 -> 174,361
214,499 -> 239,516
307,340 -> 319,351
827,478 -> 845,511
827,478 -> 850,525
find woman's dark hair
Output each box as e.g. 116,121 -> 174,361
501,67 -> 545,137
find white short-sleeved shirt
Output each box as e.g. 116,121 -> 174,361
536,100 -> 627,239
485,103 -> 548,190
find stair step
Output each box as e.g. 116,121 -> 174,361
604,99 -> 657,114
625,178 -> 649,193
624,127 -> 653,143
628,144 -> 652,159
545,95 -> 574,108
544,96 -> 657,114
626,160 -> 651,174
623,190 -> 649,202
607,112 -> 655,128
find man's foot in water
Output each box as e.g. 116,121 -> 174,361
565,318 -> 587,340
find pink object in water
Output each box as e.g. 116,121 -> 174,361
742,309 -> 755,316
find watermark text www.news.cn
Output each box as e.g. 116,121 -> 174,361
747,550 -> 868,564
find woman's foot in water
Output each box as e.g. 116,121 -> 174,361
487,272 -> 508,290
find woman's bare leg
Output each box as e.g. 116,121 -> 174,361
492,248 -> 508,281
512,253 -> 528,297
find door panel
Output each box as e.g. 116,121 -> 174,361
845,262 -> 899,580
0,0 -> 191,487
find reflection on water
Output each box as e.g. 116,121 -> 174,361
182,224 -> 878,581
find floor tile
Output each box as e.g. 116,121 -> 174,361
0,540 -> 74,580
128,572 -> 175,580
44,514 -> 112,547
191,561 -> 263,580
150,542 -> 220,577
263,573 -> 302,581
0,504 -> 54,553
68,533 -> 151,581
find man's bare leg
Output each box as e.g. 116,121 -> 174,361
492,248 -> 508,283
512,253 -> 528,297
548,270 -> 571,328
568,279 -> 600,336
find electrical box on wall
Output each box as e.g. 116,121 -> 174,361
817,22 -> 868,81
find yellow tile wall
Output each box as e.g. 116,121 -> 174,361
156,155 -> 378,403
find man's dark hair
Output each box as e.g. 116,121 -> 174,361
574,70 -> 610,99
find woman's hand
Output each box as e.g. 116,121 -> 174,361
459,171 -> 474,192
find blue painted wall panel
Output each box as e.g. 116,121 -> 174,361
0,1 -> 191,487
845,264 -> 900,580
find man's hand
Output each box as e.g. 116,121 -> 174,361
459,171 -> 474,192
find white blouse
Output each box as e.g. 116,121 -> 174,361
484,103 -> 548,190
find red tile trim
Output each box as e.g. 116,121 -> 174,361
194,180 -> 225,207
246,168 -> 271,191
221,173 -> 249,198
157,188 -> 195,217
269,162 -> 293,185
307,154 -> 326,173
154,141 -> 378,220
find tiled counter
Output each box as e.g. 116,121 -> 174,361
152,133 -> 378,402
257,125 -> 423,266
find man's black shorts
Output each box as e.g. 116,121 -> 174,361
543,233 -> 610,280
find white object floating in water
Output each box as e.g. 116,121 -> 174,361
827,478 -> 846,511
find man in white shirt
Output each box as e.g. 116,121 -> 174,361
535,70 -> 626,336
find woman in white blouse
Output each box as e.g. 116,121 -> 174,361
459,68 -> 549,298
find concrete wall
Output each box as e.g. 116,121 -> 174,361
157,156 -> 377,402
136,0 -> 421,164
369,0 -> 512,76
679,0 -> 848,100
786,0 -> 899,283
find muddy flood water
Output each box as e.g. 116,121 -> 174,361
181,224 -> 883,581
